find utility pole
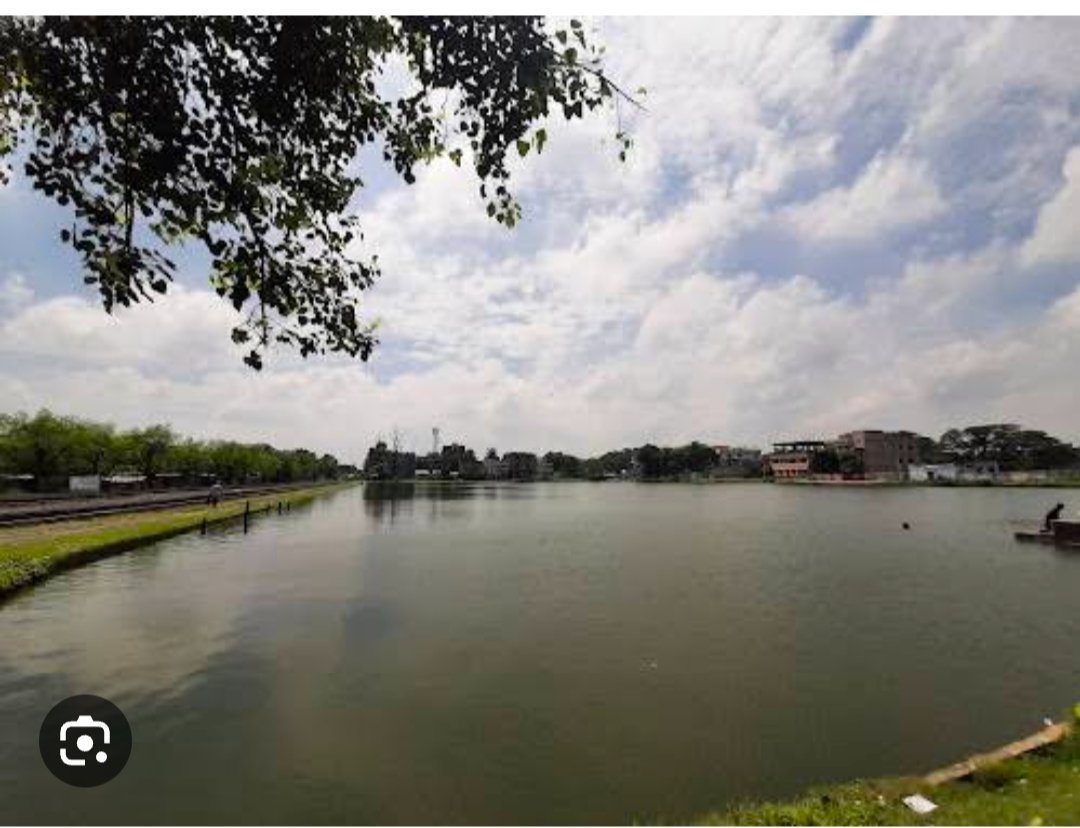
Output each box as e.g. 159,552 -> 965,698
391,428 -> 403,480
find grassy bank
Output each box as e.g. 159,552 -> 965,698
698,708 -> 1080,825
0,482 -> 354,599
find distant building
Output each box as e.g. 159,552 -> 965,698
767,441 -> 827,479
915,462 -> 997,483
0,473 -> 35,494
69,475 -> 101,494
503,452 -> 538,480
836,430 -> 920,480
910,461 -> 999,482
909,463 -> 958,482
711,445 -> 764,478
483,451 -> 508,480
102,472 -> 147,492
712,445 -> 762,464
363,441 -> 416,480
439,443 -> 468,478
415,452 -> 441,476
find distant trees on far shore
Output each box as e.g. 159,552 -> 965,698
358,422 -> 1080,484
0,409 -> 347,490
361,440 -> 764,482
932,424 -> 1078,471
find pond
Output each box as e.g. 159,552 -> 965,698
1,482 -> 1078,824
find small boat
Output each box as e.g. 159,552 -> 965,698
1014,529 -> 1055,544
1014,520 -> 1080,547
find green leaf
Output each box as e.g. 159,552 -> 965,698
6,16 -> 623,370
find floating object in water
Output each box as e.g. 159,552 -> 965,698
1014,530 -> 1057,544
902,522 -> 911,530
902,794 -> 938,814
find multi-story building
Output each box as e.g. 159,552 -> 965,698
836,430 -> 920,480
766,441 -> 827,479
711,445 -> 764,477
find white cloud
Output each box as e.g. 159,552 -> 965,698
0,272 -> 33,315
2,18 -> 1080,458
1021,146 -> 1080,267
783,153 -> 946,243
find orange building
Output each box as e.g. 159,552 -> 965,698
767,441 -> 827,479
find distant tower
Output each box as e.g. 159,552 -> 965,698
432,427 -> 441,456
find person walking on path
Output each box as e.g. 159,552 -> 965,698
207,481 -> 223,507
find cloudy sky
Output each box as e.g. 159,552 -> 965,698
2,17 -> 1080,463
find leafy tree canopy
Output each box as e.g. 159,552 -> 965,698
938,424 -> 1077,470
0,409 -> 341,488
0,16 -> 634,368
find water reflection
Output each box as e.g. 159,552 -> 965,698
362,479 -> 527,526
2,483 -> 1080,824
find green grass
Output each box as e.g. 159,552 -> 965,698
0,482 -> 354,598
697,712 -> 1080,825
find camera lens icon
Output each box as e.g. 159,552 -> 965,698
40,695 -> 131,787
60,715 -> 110,766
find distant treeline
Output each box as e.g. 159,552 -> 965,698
363,440 -> 762,481
548,444 -> 747,480
364,423 -> 1080,483
926,424 -> 1077,470
0,410 -> 351,489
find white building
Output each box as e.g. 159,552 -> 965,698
909,463 -> 958,482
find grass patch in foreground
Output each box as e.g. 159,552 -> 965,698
697,711 -> 1080,825
0,482 -> 353,598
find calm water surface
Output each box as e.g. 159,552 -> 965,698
2,482 -> 1079,824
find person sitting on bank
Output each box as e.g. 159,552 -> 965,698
1044,502 -> 1065,532
207,481 -> 223,507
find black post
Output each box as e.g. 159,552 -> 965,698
244,500 -> 250,533
278,501 -> 282,515
201,516 -> 207,535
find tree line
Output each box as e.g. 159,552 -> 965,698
0,410 -> 348,489
932,424 -> 1077,470
361,423 -> 1079,483
362,440 -> 761,482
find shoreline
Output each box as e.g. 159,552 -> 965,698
369,476 -> 1080,489
695,708 -> 1080,825
0,481 -> 355,602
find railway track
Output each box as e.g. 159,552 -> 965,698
0,483 -> 321,528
